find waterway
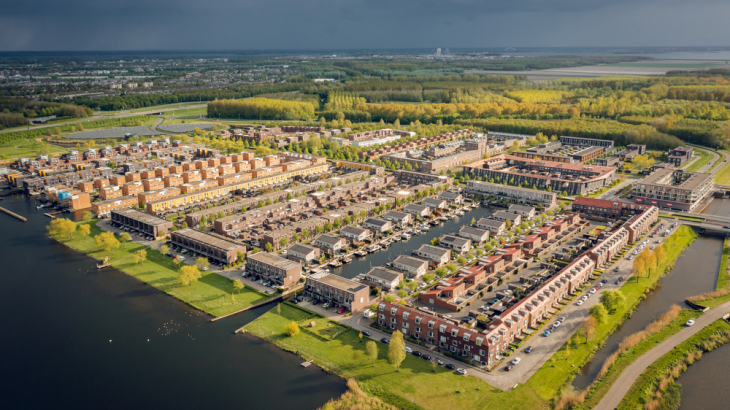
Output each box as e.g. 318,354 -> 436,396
570,235 -> 722,390
0,195 -> 346,409
331,205 -> 494,280
701,197 -> 730,216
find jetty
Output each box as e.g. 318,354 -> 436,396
0,207 -> 27,222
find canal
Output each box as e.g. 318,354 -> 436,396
570,235 -> 723,390
0,195 -> 346,410
331,205 -> 495,280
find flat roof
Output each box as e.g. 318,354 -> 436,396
309,272 -> 367,293
173,228 -> 245,251
112,208 -> 171,226
641,169 -> 712,191
248,251 -> 301,270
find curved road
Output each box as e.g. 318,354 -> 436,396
594,299 -> 730,410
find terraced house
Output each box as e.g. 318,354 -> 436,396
170,228 -> 246,265
378,301 -> 509,366
587,227 -> 629,267
246,252 -> 302,288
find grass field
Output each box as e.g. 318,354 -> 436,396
245,225 -> 698,410
50,220 -> 269,316
715,150 -> 730,185
684,148 -> 711,172
0,138 -> 67,160
617,319 -> 730,410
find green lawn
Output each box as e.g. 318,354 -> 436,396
714,151 -> 730,185
684,148 -> 711,172
617,319 -> 730,410
51,220 -> 269,316
244,226 -> 699,410
0,138 -> 67,161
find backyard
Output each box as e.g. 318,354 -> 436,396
49,220 -> 269,316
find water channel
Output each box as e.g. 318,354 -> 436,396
570,232 -> 722,390
0,195 -> 346,410
331,205 -> 494,280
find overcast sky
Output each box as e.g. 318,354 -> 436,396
1,0 -> 728,51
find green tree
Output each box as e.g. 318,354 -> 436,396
388,331 -> 407,371
397,289 -> 408,298
265,243 -> 274,252
589,304 -> 608,324
178,265 -> 202,286
366,340 -> 378,367
600,290 -> 626,313
407,281 -> 418,291
160,245 -> 169,255
77,224 -> 91,237
95,232 -> 120,254
286,321 -> 300,337
119,232 -> 131,243
47,218 -> 76,238
82,211 -> 93,222
195,257 -> 210,271
133,249 -> 147,264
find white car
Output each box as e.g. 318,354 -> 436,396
581,295 -> 588,301
552,322 -> 561,329
589,288 -> 597,294
456,368 -> 467,375
511,357 -> 521,365
404,346 -> 413,353
686,318 -> 695,327
503,290 -> 513,295
577,300 -> 584,306
177,256 -> 185,261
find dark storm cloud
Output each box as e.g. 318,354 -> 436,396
0,0 -> 728,50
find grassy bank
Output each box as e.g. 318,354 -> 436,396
244,226 -> 699,410
573,307 -> 698,409
617,319 -> 730,410
50,220 -> 269,316
684,148 -> 710,172
714,150 -> 730,185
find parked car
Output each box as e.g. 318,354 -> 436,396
614,267 -> 620,272
589,288 -> 597,294
445,364 -> 456,370
618,276 -> 624,282
404,346 -> 413,353
553,322 -> 561,329
524,346 -> 533,353
322,303 -> 330,308
177,256 -> 185,261
456,368 -> 467,375
577,300 -> 584,306
290,299 -> 299,304
686,318 -> 695,327
361,331 -> 371,337
422,355 -> 432,361
412,351 -> 422,357
558,317 -> 566,322
381,338 -> 390,345
337,308 -> 346,314
435,358 -> 444,366
543,330 -> 551,337
505,365 -> 513,371
511,357 -> 521,365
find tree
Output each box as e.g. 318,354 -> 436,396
95,232 -> 120,254
196,257 -> 210,271
471,217 -> 476,226
589,304 -> 608,324
430,237 -> 439,246
280,238 -> 288,248
47,218 -> 76,238
302,229 -> 310,240
366,340 -> 378,367
133,249 -> 147,264
632,256 -> 646,278
423,273 -> 435,283
388,331 -> 407,371
582,316 -> 596,343
407,281 -> 418,291
77,224 -> 91,237
654,244 -> 667,264
82,211 -> 93,222
397,289 -> 408,298
383,294 -> 396,303
600,290 -> 626,313
434,267 -> 447,277
265,243 -> 274,252
286,321 -> 300,337
178,265 -> 202,286
160,245 -> 169,255
233,280 -> 245,295
446,263 -> 459,274
457,256 -> 466,265
119,232 -> 131,243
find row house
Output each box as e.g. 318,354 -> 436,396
304,272 -> 370,312
183,170 -> 203,183
362,218 -> 392,233
91,195 -> 138,216
313,234 -> 347,254
339,225 -> 372,242
138,187 -> 181,205
382,210 -> 412,226
439,235 -> 472,254
421,197 -> 447,209
459,226 -> 489,244
477,218 -> 506,236
623,206 -> 659,242
180,179 -> 219,194
377,301 -> 509,366
364,267 -> 404,291
286,243 -> 320,264
413,244 -> 449,266
99,185 -> 123,200
122,181 -> 144,197
246,252 -> 301,288
508,204 -> 536,220
588,228 -> 629,267
164,174 -> 184,187
403,203 -> 431,218
492,211 -> 522,226
142,178 -> 165,192
392,255 -> 428,278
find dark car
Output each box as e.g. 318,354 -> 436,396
525,346 -> 533,354
601,279 -> 608,284
505,365 -> 513,371
312,300 -> 320,305
381,338 -> 390,345
361,331 -> 371,337
422,354 -> 432,361
445,364 -> 456,370
290,299 -> 299,304
412,351 -> 422,357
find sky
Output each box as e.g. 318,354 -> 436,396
1,0 -> 729,51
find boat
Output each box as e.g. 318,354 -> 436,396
447,214 -> 455,219
401,233 -> 411,240
456,212 -> 465,217
343,257 -> 353,264
329,260 -> 342,268
355,250 -> 368,257
419,224 -> 430,231
439,216 -> 448,222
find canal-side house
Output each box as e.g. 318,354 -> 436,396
364,266 -> 404,291
403,203 -> 431,218
339,225 -> 372,243
438,191 -> 463,205
246,252 -> 302,288
421,197 -> 447,209
438,235 -> 472,254
508,204 -> 536,220
363,218 -> 393,233
413,244 -> 450,266
492,211 -> 522,226
392,255 -> 428,278
304,272 -> 370,312
477,218 -> 506,236
382,210 -> 412,226
314,234 -> 347,254
459,226 -> 489,244
286,243 -> 320,264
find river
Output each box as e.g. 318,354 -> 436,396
570,235 -> 722,390
0,194 -> 346,410
330,205 -> 494,280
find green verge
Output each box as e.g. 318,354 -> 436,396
576,310 -> 699,409
50,220 -> 269,316
714,150 -> 730,185
617,319 -> 730,410
244,226 -> 699,410
0,138 -> 67,161
683,148 -> 710,172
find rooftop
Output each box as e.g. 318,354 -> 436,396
248,251 -> 301,270
173,228 -> 245,251
112,208 -> 171,226
309,272 -> 367,293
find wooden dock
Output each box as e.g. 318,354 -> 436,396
0,206 -> 27,222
